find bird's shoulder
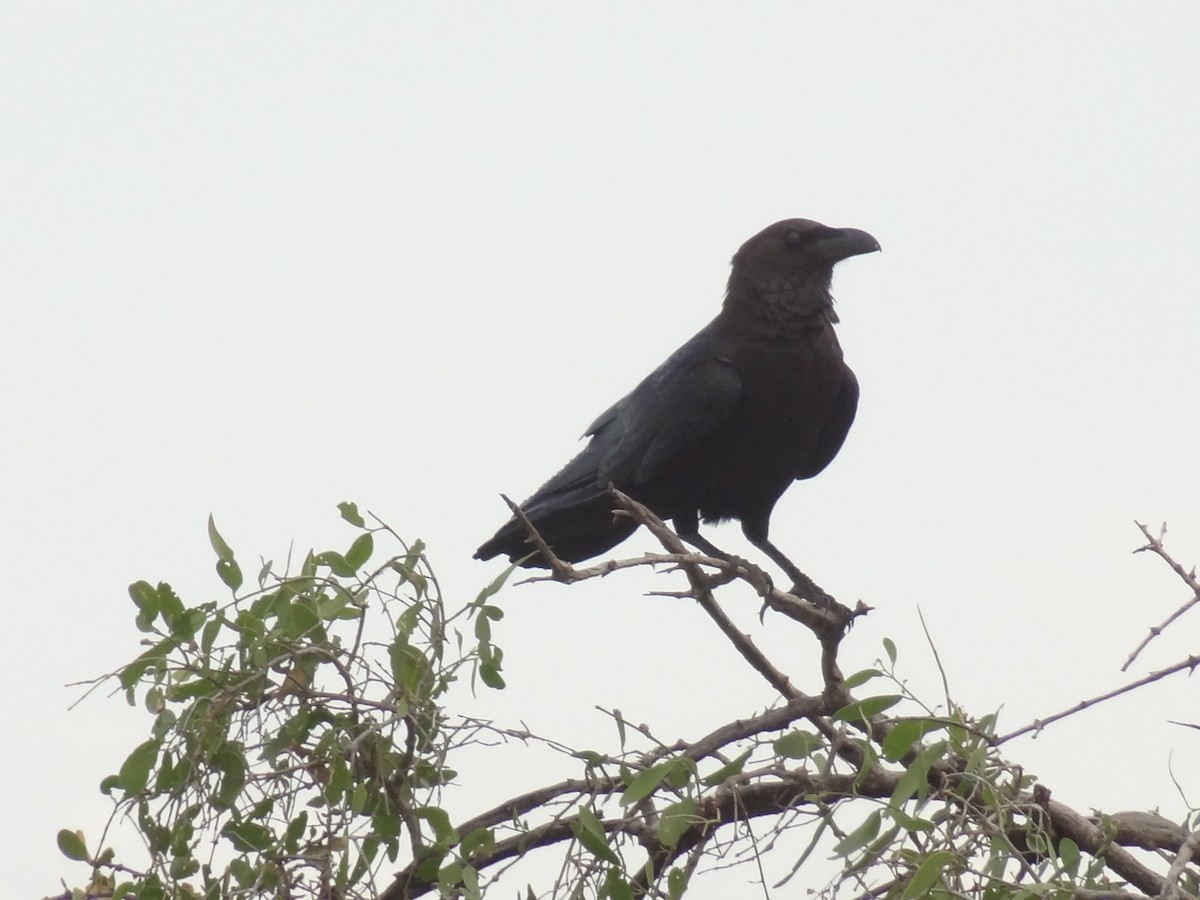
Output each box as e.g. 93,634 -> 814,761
582,323 -> 742,484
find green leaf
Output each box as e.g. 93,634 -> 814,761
474,563 -> 517,606
853,736 -> 879,789
349,782 -> 368,816
462,865 -> 481,900
168,607 -> 206,642
702,748 -> 752,785
603,867 -> 634,900
1058,836 -> 1080,875
56,829 -> 88,861
843,667 -> 882,690
223,820 -> 274,852
833,695 -> 901,722
207,515 -> 235,562
390,639 -> 431,696
620,761 -> 672,806
665,758 -> 695,789
314,550 -> 356,577
882,719 -> 947,761
667,867 -> 688,900
169,853 -> 199,878
129,581 -> 159,619
416,807 -> 458,848
658,798 -> 697,848
883,637 -> 897,665
474,612 -> 491,642
774,730 -> 823,759
479,660 -> 506,689
902,850 -> 956,898
279,597 -> 321,639
200,616 -> 223,654
890,741 -> 947,806
316,587 -> 357,621
437,860 -> 464,891
216,558 -> 243,592
345,532 -> 374,570
156,582 -> 184,621
887,805 -> 935,832
573,806 -> 619,865
230,857 -> 256,886
338,501 -> 366,527
833,809 -> 881,857
118,739 -> 161,794
212,744 -> 247,809
459,828 -> 495,864
119,642 -> 168,693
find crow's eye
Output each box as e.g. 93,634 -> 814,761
784,228 -> 804,247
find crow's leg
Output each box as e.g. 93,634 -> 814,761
742,521 -> 835,608
671,512 -> 773,593
672,510 -> 734,559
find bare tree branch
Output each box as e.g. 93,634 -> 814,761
1125,521 -> 1200,670
995,654 -> 1200,745
1160,826 -> 1200,900
372,513 -> 1200,899
1033,785 -> 1167,897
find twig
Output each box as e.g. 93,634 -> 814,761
1125,521 -> 1200,671
609,489 -> 803,700
501,493 -> 575,579
917,606 -> 952,710
1160,827 -> 1200,900
995,653 -> 1200,745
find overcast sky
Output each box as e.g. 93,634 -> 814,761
6,5 -> 1200,898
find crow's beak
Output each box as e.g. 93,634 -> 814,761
817,227 -> 881,263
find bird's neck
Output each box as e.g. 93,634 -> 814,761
722,271 -> 837,334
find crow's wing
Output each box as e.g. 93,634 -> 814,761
590,333 -> 742,487
795,367 -> 859,480
474,328 -> 741,563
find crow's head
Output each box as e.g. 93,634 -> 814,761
727,218 -> 879,321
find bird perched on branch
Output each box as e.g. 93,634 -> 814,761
475,218 -> 879,594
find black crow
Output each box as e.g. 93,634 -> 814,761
475,218 -> 879,591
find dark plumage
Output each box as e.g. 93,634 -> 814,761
475,218 -> 879,587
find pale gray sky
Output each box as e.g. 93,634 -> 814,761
5,5 -> 1200,897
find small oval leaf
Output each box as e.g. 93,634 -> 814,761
338,501 -> 366,527
774,730 -> 823,759
658,798 -> 697,848
620,761 -> 672,806
902,849 -> 957,898
833,695 -> 901,722
56,829 -> 88,862
118,739 -> 161,794
345,533 -> 374,570
216,559 -> 243,591
883,637 -> 897,665
833,809 -> 881,857
207,515 -> 235,562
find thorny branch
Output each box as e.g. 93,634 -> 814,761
997,524 -> 1200,744
375,514 -> 1200,899
994,654 -> 1200,745
1125,521 -> 1200,670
